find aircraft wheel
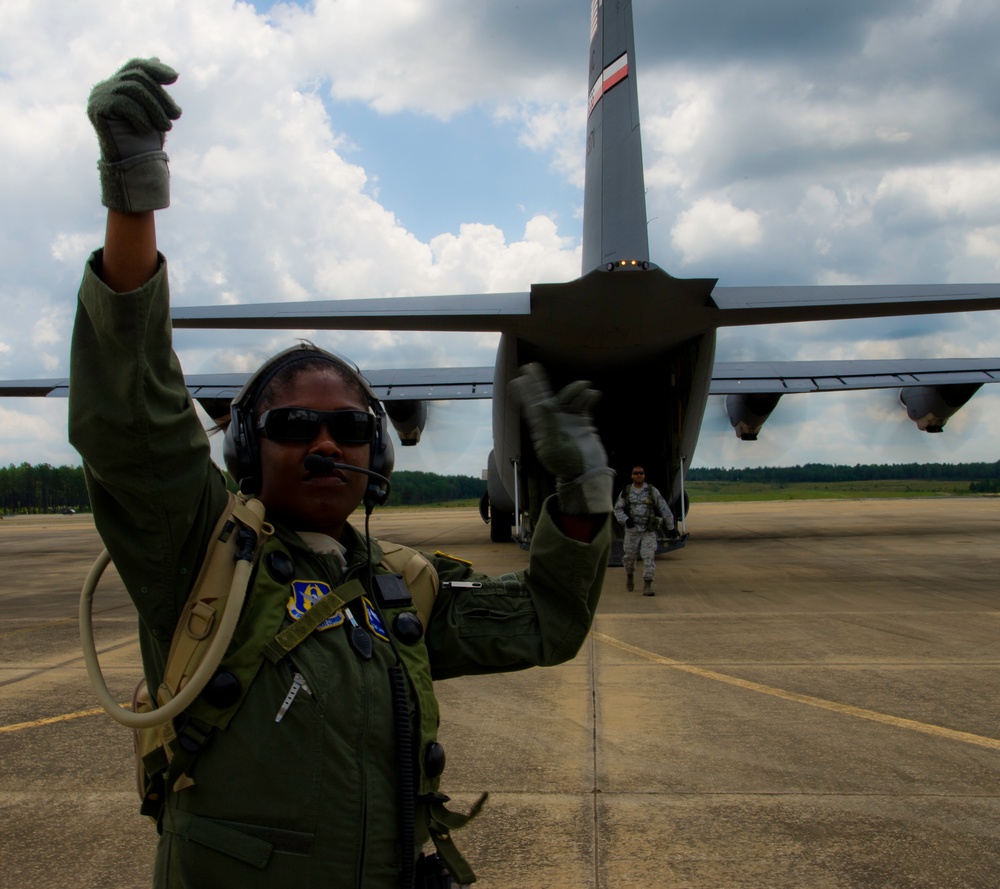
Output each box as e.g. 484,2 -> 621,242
489,509 -> 513,542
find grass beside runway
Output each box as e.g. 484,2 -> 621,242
685,479 -> 991,501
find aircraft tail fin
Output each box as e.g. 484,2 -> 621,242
581,0 -> 649,273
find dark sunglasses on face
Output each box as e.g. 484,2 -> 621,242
256,408 -> 375,444
632,471 -> 645,475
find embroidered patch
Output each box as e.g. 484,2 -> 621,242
287,580 -> 344,631
361,597 -> 389,641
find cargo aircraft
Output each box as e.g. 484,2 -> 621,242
4,0 -> 1000,550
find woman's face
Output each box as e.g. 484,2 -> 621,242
257,369 -> 371,539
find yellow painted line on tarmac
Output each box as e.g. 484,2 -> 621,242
0,704 -> 130,734
592,631 -> 1000,753
1,707 -> 105,733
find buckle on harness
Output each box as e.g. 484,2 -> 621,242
174,716 -> 214,754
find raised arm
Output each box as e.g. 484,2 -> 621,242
427,367 -> 612,678
72,60 -> 228,642
509,363 -> 614,542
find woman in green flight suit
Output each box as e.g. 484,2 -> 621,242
70,59 -> 612,888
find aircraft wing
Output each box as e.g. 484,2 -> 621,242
184,366 -> 495,419
710,358 -> 1000,395
0,378 -> 71,397
710,283 -> 1000,327
0,367 -> 495,423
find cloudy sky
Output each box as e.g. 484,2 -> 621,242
2,0 -> 999,478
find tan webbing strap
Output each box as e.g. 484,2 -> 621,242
157,493 -> 267,708
378,542 -> 439,630
150,493 -> 268,766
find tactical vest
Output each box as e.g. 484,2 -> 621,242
619,485 -> 663,531
133,498 -> 483,882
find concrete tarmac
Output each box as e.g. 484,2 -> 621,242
2,498 -> 999,888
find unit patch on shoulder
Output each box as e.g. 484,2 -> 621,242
361,597 -> 389,641
287,580 -> 345,631
433,550 -> 474,568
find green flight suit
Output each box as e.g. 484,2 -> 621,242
69,250 -> 610,888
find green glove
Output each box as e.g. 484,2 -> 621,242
86,58 -> 182,213
510,363 -> 614,515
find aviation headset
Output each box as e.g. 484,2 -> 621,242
222,342 -> 394,504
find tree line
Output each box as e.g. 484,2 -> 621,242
687,461 -> 1000,484
0,463 -> 91,514
389,471 -> 486,505
0,463 -> 487,514
3,461 -> 996,515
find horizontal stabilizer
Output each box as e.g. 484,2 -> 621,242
711,283 -> 1000,327
171,293 -> 530,331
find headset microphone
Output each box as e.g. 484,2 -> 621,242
303,454 -> 391,508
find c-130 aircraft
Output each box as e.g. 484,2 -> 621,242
4,0 -> 1000,550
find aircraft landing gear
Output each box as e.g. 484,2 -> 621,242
490,509 -> 513,542
480,491 -> 513,542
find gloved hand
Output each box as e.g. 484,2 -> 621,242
87,58 -> 182,213
624,517 -> 635,529
509,363 -> 613,515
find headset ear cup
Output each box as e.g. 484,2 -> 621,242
369,403 -> 394,482
223,403 -> 261,494
361,403 -> 393,509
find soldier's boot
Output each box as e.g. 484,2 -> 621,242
642,579 -> 654,596
626,574 -> 634,591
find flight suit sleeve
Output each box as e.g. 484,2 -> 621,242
69,250 -> 229,649
424,496 -> 610,680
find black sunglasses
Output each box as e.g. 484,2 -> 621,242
632,471 -> 645,476
257,408 -> 375,444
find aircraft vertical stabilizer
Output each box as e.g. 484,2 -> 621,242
582,0 -> 649,273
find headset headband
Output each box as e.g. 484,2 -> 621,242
232,343 -> 379,413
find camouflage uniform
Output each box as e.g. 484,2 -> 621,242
613,482 -> 674,582
69,252 -> 610,889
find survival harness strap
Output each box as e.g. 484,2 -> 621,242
134,491 -> 270,807
378,540 -> 439,630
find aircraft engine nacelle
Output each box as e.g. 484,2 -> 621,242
899,383 -> 982,433
726,392 -> 782,441
383,399 -> 427,446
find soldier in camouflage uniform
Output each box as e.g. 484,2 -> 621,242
613,467 -> 674,596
